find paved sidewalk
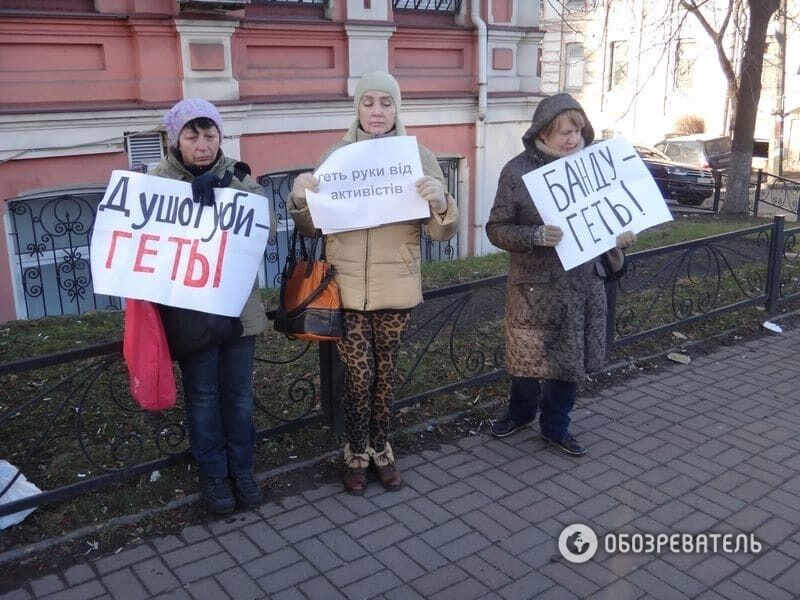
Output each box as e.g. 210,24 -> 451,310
3,324 -> 800,600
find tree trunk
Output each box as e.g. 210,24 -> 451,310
720,0 -> 780,215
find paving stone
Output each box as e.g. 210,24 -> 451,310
374,546 -> 426,581
150,535 -> 185,554
0,589 -> 32,600
444,490 -> 493,516
36,581 -> 106,599
342,509 -> 394,539
498,525 -> 550,555
456,555 -> 512,590
437,531 -> 492,562
295,537 -> 345,571
132,557 -> 180,596
592,579 -> 645,600
732,570 -> 795,600
174,552 -> 236,584
162,540 -> 223,569
216,530 -> 262,563
318,529 -> 368,562
28,574 -> 64,597
429,576 -> 489,600
644,560 -> 706,597
627,568 -> 690,600
383,585 -> 427,600
215,567 -> 264,600
540,562 -> 599,597
462,509 -> 511,543
397,537 -> 449,572
243,547 -> 302,579
183,576 -> 229,600
257,560 -> 317,595
407,496 -> 454,525
327,555 -> 384,588
241,520 -> 285,554
744,549 -> 794,581
409,564 -> 469,596
62,564 -> 94,587
360,522 -> 413,553
495,570 -> 554,600
462,474 -> 508,501
342,569 -> 402,600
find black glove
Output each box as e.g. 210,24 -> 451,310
191,171 -> 234,207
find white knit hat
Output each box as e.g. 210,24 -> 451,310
353,70 -> 402,112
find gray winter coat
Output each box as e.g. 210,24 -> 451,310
486,93 -> 607,381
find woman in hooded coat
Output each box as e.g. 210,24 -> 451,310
288,71 -> 459,494
485,93 -> 634,456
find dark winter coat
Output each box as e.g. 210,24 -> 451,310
486,93 -> 608,381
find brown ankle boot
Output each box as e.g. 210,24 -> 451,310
342,444 -> 369,495
369,442 -> 403,491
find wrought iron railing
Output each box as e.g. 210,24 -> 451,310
0,273 -> 505,518
393,0 -> 462,13
3,216 -> 799,518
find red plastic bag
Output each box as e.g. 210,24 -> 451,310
123,299 -> 176,411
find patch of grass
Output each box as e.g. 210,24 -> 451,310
633,215 -> 772,250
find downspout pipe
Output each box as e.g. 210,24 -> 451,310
471,1 -> 488,255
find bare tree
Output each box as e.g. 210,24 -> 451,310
681,0 -> 780,215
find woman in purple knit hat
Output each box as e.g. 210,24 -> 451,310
150,98 -> 269,515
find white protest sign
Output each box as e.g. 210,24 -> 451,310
522,137 -> 672,270
90,170 -> 270,316
306,136 -> 429,234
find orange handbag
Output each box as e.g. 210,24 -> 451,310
274,228 -> 344,342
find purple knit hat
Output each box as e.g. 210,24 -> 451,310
163,98 -> 223,147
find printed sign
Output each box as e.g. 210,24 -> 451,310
306,136 -> 429,233
90,170 -> 270,316
522,137 -> 673,270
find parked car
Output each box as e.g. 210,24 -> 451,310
635,145 -> 716,206
653,135 -> 732,171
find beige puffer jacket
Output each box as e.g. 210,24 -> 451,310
288,127 -> 458,311
149,148 -> 270,336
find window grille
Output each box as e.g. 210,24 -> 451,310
565,43 -> 585,89
6,187 -> 121,319
126,132 -> 165,173
608,40 -> 629,90
393,0 -> 462,13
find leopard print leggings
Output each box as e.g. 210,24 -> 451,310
337,310 -> 411,455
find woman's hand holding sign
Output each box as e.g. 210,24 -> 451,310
532,224 -> 564,247
615,230 -> 636,249
416,176 -> 447,215
291,172 -> 319,208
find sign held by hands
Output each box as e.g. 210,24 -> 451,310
522,137 -> 672,270
90,170 -> 270,316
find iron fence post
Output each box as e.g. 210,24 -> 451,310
753,169 -> 763,217
319,340 -> 345,438
766,214 -> 785,314
713,170 -> 722,214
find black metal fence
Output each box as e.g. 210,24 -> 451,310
2,215 -> 799,518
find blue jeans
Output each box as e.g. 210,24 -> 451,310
507,376 -> 577,441
179,335 -> 256,479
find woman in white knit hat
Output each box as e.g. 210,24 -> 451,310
150,98 -> 269,515
288,71 -> 459,494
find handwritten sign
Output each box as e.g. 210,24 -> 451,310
90,170 -> 270,316
522,137 -> 672,270
306,136 -> 429,234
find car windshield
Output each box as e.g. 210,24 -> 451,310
635,146 -> 671,161
674,143 -> 704,163
705,137 -> 732,155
